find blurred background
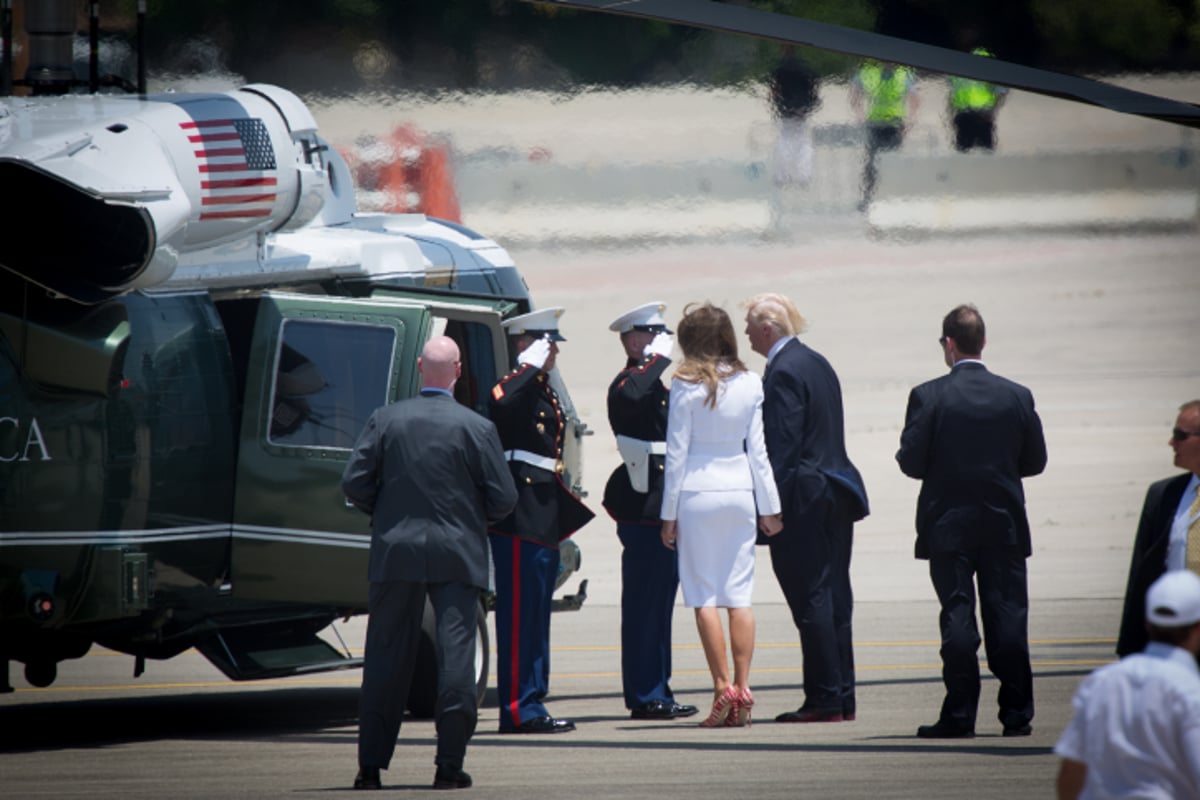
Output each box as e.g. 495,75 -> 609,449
3,0 -> 1198,243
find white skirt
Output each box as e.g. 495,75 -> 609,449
675,489 -> 756,608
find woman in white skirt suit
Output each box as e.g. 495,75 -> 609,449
660,303 -> 783,727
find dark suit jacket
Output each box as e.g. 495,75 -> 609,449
896,361 -> 1047,559
762,338 -> 868,534
1116,472 -> 1193,657
342,391 -> 518,589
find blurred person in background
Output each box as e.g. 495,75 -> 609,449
850,60 -> 917,211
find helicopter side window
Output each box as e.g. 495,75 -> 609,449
268,320 -> 395,449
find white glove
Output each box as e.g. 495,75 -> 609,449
643,331 -> 674,359
517,336 -> 551,370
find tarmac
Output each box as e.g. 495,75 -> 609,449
2,229 -> 1196,799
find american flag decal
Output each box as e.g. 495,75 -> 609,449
180,117 -> 278,220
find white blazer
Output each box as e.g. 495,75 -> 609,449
660,370 -> 781,521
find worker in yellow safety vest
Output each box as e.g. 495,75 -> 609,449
850,60 -> 918,211
948,47 -> 1007,152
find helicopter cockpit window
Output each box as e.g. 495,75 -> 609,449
268,320 -> 395,449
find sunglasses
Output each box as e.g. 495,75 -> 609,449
1172,428 -> 1200,443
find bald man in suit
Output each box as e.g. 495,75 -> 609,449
343,336 -> 517,791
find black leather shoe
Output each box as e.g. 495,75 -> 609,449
776,707 -> 845,723
499,715 -> 576,734
353,767 -> 382,790
1003,723 -> 1033,737
631,700 -> 700,720
916,721 -> 975,739
433,765 -> 472,790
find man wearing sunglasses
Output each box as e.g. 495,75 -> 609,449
1117,399 -> 1200,661
897,303 -> 1047,739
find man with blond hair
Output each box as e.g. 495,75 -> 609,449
743,293 -> 869,723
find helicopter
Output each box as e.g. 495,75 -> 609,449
0,2 -> 589,714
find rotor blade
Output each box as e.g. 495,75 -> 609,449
527,0 -> 1200,129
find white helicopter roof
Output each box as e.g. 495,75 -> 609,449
0,84 -> 512,301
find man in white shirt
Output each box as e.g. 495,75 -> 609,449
1054,570 -> 1200,799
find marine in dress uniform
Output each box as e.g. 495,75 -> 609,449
488,307 -> 595,734
603,302 -> 698,721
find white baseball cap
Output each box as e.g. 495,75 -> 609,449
1146,569 -> 1200,627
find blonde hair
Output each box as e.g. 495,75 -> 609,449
673,302 -> 746,408
743,292 -> 807,338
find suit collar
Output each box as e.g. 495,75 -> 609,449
765,336 -> 800,372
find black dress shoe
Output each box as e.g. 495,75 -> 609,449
1003,723 -> 1033,737
916,721 -> 975,739
776,707 -> 845,723
630,700 -> 700,720
433,765 -> 473,790
499,715 -> 576,734
353,767 -> 382,790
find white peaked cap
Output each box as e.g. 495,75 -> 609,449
502,307 -> 567,341
1146,569 -> 1200,627
608,301 -> 672,334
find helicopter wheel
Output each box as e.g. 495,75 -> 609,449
406,598 -> 489,719
24,659 -> 57,688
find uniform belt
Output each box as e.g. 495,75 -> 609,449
505,449 -> 564,474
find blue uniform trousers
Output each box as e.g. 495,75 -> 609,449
489,533 -> 558,729
617,521 -> 680,709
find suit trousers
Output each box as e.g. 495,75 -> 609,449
358,580 -> 480,771
490,533 -> 559,729
768,497 -> 856,714
617,521 -> 680,709
928,549 -> 1033,731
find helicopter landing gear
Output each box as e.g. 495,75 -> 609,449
24,659 -> 57,688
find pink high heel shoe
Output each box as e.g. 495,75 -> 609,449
725,687 -> 754,727
700,687 -> 738,728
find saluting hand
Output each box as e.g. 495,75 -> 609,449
644,331 -> 674,359
518,336 -> 552,370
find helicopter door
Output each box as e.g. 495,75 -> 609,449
230,292 -> 429,607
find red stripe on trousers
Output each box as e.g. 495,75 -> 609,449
508,537 -> 522,725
